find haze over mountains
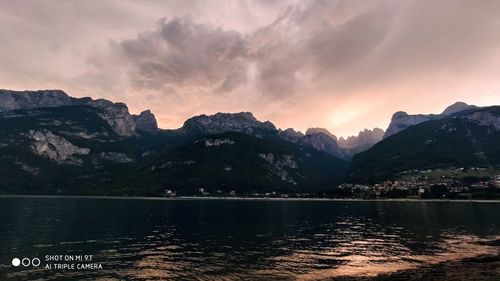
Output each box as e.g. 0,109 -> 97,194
0,89 -> 498,195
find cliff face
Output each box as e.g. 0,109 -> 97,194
279,127 -> 343,158
132,110 -> 158,132
95,102 -> 137,137
384,102 -> 478,138
442,102 -> 477,116
278,128 -> 304,143
0,90 -> 73,111
0,89 -> 158,137
300,128 -> 342,158
384,112 -> 439,138
463,110 -> 500,130
28,129 -> 91,165
181,112 -> 277,136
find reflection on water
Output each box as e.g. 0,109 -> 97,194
0,197 -> 499,280
297,235 -> 499,280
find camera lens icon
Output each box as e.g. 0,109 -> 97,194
11,258 -> 20,267
12,257 -> 41,267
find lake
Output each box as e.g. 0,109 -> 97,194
0,196 -> 499,280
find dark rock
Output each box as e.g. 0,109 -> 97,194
133,110 -> 158,132
181,112 -> 277,136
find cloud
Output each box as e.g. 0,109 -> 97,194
247,1 -> 393,98
76,0 -> 500,104
115,17 -> 249,94
104,1 -> 393,99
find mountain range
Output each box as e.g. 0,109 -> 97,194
351,106 -> 500,182
0,89 -> 498,195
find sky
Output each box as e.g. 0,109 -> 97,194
0,0 -> 499,137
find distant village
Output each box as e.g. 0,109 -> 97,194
337,172 -> 500,199
163,168 -> 500,200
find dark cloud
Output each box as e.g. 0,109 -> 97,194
247,1 -> 393,98
104,1 -> 395,98
116,17 -> 249,93
94,0 -> 500,102
250,0 -> 497,97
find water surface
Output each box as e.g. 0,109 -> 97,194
0,197 -> 499,280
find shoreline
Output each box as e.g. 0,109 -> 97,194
0,194 -> 500,203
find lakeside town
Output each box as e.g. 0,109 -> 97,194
162,168 -> 500,200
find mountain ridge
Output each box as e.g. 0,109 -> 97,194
351,106 -> 500,182
0,89 -> 158,136
1,90 -> 486,161
384,102 -> 478,138
0,91 -> 350,195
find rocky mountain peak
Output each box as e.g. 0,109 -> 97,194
277,127 -> 343,158
442,102 -> 477,116
305,127 -> 338,141
300,131 -> 341,158
278,128 -> 305,142
338,128 -> 384,159
0,89 -> 72,111
132,110 -> 158,132
339,128 -> 384,148
391,111 -> 409,120
182,112 -> 277,135
384,102 -> 479,138
0,89 -> 159,137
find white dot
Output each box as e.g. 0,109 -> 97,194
11,258 -> 20,267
